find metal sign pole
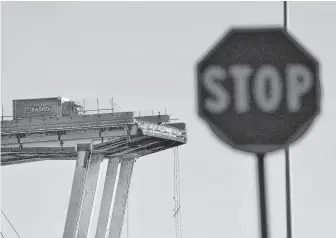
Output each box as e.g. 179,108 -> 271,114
283,2 -> 293,238
257,153 -> 269,238
285,147 -> 292,238
284,1 -> 287,28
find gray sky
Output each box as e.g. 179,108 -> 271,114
1,1 -> 336,238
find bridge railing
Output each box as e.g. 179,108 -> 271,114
1,109 -> 180,122
81,108 -> 168,116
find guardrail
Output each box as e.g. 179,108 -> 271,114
137,121 -> 187,143
80,108 -> 169,115
137,121 -> 186,136
1,109 -> 179,122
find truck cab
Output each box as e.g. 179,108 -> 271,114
62,100 -> 83,116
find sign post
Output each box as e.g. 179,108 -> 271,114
257,153 -> 268,238
197,27 -> 321,238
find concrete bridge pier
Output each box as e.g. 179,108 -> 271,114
63,143 -> 135,238
63,144 -> 103,238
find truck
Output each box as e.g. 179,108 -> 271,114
12,97 -> 83,119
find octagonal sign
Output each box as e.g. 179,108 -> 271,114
197,27 -> 321,153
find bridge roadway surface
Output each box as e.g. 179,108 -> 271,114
1,111 -> 187,166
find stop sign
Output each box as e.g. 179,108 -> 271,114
197,27 -> 321,153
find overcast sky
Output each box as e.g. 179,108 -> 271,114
1,1 -> 336,238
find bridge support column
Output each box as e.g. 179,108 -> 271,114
108,157 -> 134,238
95,158 -> 120,238
95,157 -> 135,238
63,143 -> 103,238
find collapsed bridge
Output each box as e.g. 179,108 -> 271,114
1,111 -> 187,238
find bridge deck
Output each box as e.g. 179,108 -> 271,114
1,114 -> 187,166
